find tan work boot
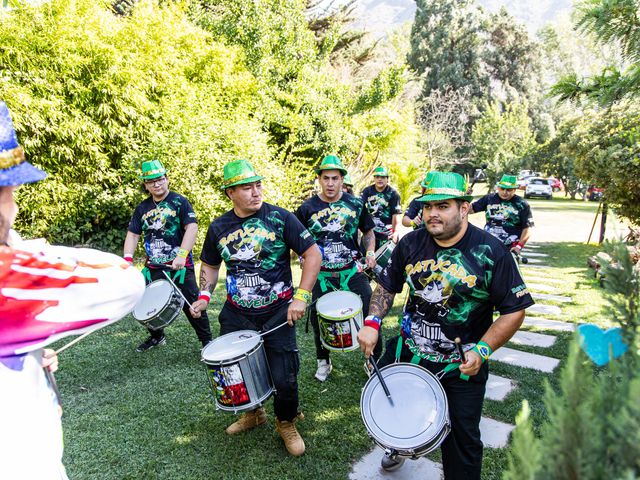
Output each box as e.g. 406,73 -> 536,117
276,416 -> 306,456
225,407 -> 267,435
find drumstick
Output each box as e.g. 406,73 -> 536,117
44,368 -> 62,406
55,328 -> 96,355
455,337 -> 466,364
230,320 -> 289,344
162,271 -> 195,309
353,321 -> 393,401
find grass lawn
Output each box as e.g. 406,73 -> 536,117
54,241 -> 616,479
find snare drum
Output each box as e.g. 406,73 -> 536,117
373,241 -> 395,276
201,330 -> 273,413
132,279 -> 184,331
361,363 -> 450,459
316,291 -> 363,352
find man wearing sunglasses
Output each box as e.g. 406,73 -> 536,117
124,160 -> 212,352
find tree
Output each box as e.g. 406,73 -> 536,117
471,101 -> 536,189
551,0 -> 640,105
408,0 -> 488,101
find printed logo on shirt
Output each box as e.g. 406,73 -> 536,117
405,259 -> 477,288
512,284 -> 530,298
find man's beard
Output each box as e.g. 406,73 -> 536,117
430,216 -> 463,241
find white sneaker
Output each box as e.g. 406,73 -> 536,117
314,359 -> 332,382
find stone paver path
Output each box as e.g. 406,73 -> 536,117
510,330 -> 557,348
528,304 -> 562,316
531,292 -> 572,303
524,275 -> 564,284
480,417 -> 515,448
492,347 -> 560,372
526,282 -> 559,292
523,316 -> 576,331
350,446 -> 443,480
522,252 -> 548,258
485,374 -> 516,401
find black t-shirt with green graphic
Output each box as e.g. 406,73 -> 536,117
361,185 -> 402,238
295,193 -> 375,272
201,202 -> 316,313
128,191 -> 197,268
378,224 -> 534,363
471,193 -> 534,247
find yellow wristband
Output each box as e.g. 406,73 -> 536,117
177,248 -> 189,258
366,251 -> 375,258
294,288 -> 312,303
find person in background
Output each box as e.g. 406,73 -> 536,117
124,159 -> 212,352
361,166 -> 402,249
402,171 -> 434,230
342,172 -> 355,195
469,174 -> 533,255
0,101 -> 144,479
295,155 -> 381,382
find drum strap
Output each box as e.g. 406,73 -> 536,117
317,264 -> 358,293
395,336 -> 469,381
141,267 -> 186,285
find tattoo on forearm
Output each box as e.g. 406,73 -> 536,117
363,230 -> 375,251
369,286 -> 395,318
199,270 -> 214,293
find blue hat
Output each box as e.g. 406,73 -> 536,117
0,102 -> 47,186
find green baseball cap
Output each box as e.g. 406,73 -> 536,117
315,155 -> 348,176
497,174 -> 517,189
222,159 -> 264,189
139,160 -> 167,180
417,172 -> 473,203
373,166 -> 389,177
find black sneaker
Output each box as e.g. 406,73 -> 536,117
135,335 -> 166,353
381,453 -> 405,472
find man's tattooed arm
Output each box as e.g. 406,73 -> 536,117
363,229 -> 375,253
368,284 -> 396,319
199,262 -> 221,293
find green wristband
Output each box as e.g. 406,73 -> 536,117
473,341 -> 493,363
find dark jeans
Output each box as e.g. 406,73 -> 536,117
147,268 -> 212,345
379,336 -> 487,480
219,302 -> 300,422
309,270 -> 382,361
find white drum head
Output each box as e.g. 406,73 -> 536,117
361,363 -> 449,451
132,279 -> 174,321
316,291 -> 363,320
202,330 -> 261,363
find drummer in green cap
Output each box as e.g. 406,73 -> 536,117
342,172 -> 355,195
295,155 -> 382,382
124,159 -> 213,352
357,171 -> 534,478
402,171 -> 434,229
361,166 -> 402,248
469,174 -> 533,254
192,159 -> 321,457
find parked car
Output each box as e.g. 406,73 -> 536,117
547,177 -> 563,192
524,177 -> 553,199
517,176 -> 532,190
586,185 -> 604,201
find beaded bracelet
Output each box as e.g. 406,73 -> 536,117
473,341 -> 493,363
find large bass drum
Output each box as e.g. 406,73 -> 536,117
360,363 -> 450,458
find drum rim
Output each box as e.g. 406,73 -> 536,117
360,362 -> 450,452
132,279 -> 178,320
201,330 -> 263,364
316,291 -> 363,321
